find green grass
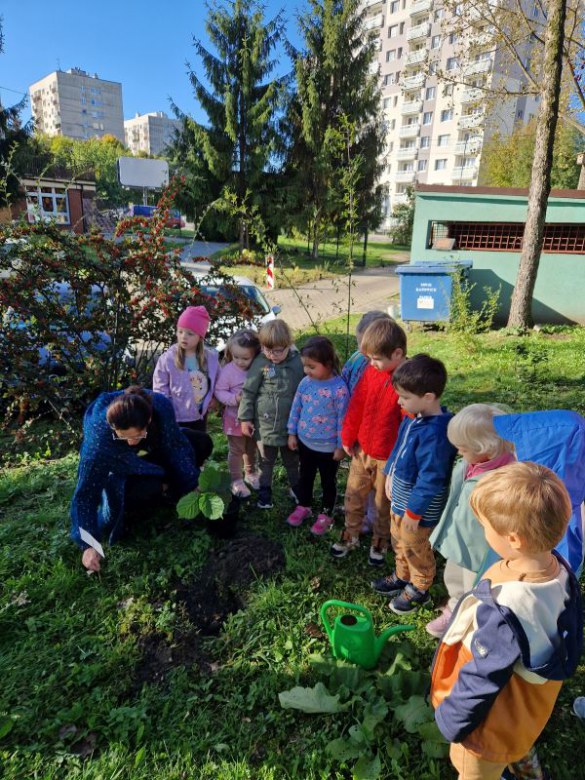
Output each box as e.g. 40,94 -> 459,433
1,324 -> 585,779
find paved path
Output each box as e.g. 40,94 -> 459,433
264,266 -> 402,332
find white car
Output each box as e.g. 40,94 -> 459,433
192,272 -> 281,353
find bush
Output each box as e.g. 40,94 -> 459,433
0,179 -> 258,440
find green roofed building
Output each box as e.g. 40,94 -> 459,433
410,185 -> 585,325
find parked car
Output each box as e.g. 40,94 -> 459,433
193,273 -> 281,353
130,205 -> 185,229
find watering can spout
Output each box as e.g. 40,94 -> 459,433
375,624 -> 416,661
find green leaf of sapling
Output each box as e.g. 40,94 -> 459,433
176,491 -> 200,520
353,753 -> 382,780
198,492 -> 225,520
278,682 -> 346,714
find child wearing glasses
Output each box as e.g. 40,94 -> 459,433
239,320 -> 305,509
153,306 -> 220,433
214,329 -> 262,498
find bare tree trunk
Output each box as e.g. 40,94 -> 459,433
507,0 -> 567,329
362,226 -> 369,267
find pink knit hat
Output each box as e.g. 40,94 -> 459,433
177,306 -> 211,338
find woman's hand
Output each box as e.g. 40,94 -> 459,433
288,434 -> 298,451
333,447 -> 345,461
82,548 -> 102,573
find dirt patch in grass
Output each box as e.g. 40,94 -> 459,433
133,533 -> 285,688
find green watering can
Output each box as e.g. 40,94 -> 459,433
320,600 -> 415,670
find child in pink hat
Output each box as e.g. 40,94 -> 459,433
153,306 -> 220,432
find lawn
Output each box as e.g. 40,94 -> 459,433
1,324 -> 584,780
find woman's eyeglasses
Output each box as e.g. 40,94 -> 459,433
110,427 -> 148,442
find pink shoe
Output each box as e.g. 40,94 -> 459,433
425,607 -> 452,639
310,513 -> 334,536
286,505 -> 312,527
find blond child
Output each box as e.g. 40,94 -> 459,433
431,462 -> 583,780
427,404 -> 516,637
239,320 -> 305,510
214,329 -> 261,498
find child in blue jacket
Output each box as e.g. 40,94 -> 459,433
373,354 -> 457,613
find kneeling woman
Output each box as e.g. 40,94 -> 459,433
70,386 -> 213,572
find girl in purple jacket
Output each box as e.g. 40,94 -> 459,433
153,306 -> 220,432
214,329 -> 261,497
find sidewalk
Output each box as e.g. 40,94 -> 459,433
264,265 -> 402,333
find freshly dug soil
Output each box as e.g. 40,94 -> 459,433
133,533 -> 285,688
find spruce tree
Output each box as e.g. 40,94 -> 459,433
185,0 -> 286,249
286,0 -> 384,258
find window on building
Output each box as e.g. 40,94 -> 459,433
420,135 -> 431,148
390,0 -> 400,12
425,86 -> 436,100
394,95 -> 399,106
431,35 -> 441,49
399,21 -> 405,34
434,8 -> 445,20
438,134 -> 450,146
387,49 -> 396,61
446,57 -> 459,70
418,159 -> 428,171
429,221 -> 585,254
423,111 -> 433,124
429,61 -> 438,75
397,47 -> 403,58
384,72 -> 400,85
390,119 -> 396,129
383,97 -> 391,109
25,185 -> 70,225
396,183 -> 408,193
388,24 -> 399,37
401,162 -> 415,171
434,159 -> 447,170
462,157 -> 476,168
443,84 -> 454,97
517,109 -> 524,119
441,108 -> 454,121
448,32 -> 457,44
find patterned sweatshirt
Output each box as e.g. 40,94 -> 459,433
287,375 -> 350,452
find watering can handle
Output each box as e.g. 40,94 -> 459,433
320,599 -> 372,642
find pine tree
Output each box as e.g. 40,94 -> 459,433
185,0 -> 286,249
286,0 -> 384,259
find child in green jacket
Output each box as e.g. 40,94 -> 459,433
239,320 -> 305,510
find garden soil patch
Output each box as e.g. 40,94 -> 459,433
133,533 -> 285,688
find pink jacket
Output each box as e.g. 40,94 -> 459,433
214,361 -> 248,436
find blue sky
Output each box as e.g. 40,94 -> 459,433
1,0 -> 307,125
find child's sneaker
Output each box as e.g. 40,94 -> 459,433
286,505 -> 312,527
244,472 -> 261,491
368,542 -> 388,566
425,607 -> 452,638
231,479 -> 251,499
388,584 -> 431,614
330,531 -> 360,558
311,513 -> 334,536
573,697 -> 585,719
257,487 -> 273,510
371,572 -> 409,597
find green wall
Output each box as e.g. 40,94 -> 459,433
410,189 -> 585,324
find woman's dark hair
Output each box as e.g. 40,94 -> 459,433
106,386 -> 153,430
300,336 -> 340,374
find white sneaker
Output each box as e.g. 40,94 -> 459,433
330,533 -> 360,558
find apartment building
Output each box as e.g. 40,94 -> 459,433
362,0 -> 539,228
124,112 -> 182,156
29,68 -> 124,142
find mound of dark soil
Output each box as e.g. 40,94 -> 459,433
133,533 -> 285,688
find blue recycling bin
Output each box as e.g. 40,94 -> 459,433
395,260 -> 473,322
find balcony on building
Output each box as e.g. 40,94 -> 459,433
401,72 -> 426,90
461,87 -> 483,103
399,123 -> 421,138
393,192 -> 410,205
458,113 -> 484,129
463,58 -> 492,76
401,98 -> 424,115
397,147 -> 418,160
364,0 -> 384,7
396,170 -> 417,183
405,48 -> 427,67
454,138 -> 482,155
407,22 -> 430,42
409,0 -> 432,16
452,165 -> 478,181
364,13 -> 384,30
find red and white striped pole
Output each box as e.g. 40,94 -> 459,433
266,254 -> 275,290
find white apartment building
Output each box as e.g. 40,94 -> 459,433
362,0 -> 539,228
29,68 -> 124,142
124,112 -> 182,156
